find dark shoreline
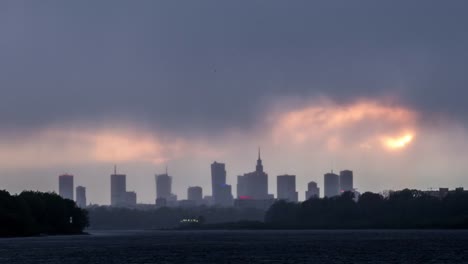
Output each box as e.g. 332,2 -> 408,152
0,231 -> 89,239
171,220 -> 468,231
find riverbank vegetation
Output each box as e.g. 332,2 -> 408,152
265,189 -> 468,229
0,190 -> 88,237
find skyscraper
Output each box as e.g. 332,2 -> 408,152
211,162 -> 233,206
340,170 -> 353,192
155,172 -> 175,202
59,174 -> 74,200
187,186 -> 203,205
236,149 -> 269,200
277,175 -> 298,202
237,175 -> 247,198
76,186 -> 86,207
305,181 -> 320,200
111,167 -> 126,207
324,172 -> 340,197
211,162 -> 226,202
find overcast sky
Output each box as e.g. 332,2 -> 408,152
1,1 -> 468,204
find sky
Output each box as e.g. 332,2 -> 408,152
1,1 -> 468,204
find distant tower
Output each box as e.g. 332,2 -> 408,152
324,172 -> 340,197
156,173 -> 172,200
110,167 -> 126,206
256,148 -> 263,173
59,174 -> 74,200
211,161 -> 226,202
76,186 -> 86,207
187,186 -> 203,205
305,181 -> 320,200
277,175 -> 298,202
340,170 -> 353,192
236,149 -> 269,200
211,161 -> 232,206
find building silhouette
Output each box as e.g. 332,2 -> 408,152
211,162 -> 233,206
59,174 -> 74,200
110,167 -> 127,206
155,171 -> 177,206
305,181 -> 320,200
187,186 -> 203,205
236,149 -> 269,200
156,173 -> 172,200
76,186 -> 86,207
277,175 -> 298,202
124,191 -> 137,207
324,172 -> 340,197
340,170 -> 353,192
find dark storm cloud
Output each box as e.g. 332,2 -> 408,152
1,0 -> 468,134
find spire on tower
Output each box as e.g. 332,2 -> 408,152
114,164 -> 117,175
256,147 -> 264,173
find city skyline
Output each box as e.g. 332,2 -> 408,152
1,1 -> 468,205
5,146 -> 468,205
51,150 -> 465,206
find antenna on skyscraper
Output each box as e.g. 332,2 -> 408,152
258,146 -> 261,160
165,165 -> 168,175
114,164 -> 117,175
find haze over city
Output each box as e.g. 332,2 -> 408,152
1,1 -> 468,205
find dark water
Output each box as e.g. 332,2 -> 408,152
0,230 -> 467,263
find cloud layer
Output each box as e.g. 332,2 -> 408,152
1,1 -> 468,204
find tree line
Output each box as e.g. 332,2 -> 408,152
265,189 -> 468,229
0,190 -> 88,237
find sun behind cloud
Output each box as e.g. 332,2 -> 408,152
270,99 -> 418,152
382,133 -> 414,150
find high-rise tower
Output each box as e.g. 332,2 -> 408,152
211,162 -> 233,206
305,181 -> 320,200
340,170 -> 353,192
324,171 -> 340,197
156,173 -> 172,200
236,149 -> 269,200
277,175 -> 298,202
111,166 -> 126,206
256,148 -> 263,173
76,186 -> 86,207
59,174 -> 74,200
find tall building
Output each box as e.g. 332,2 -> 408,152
76,186 -> 86,207
111,167 -> 127,207
187,186 -> 203,205
211,162 -> 233,206
59,174 -> 74,200
218,184 -> 233,206
236,149 -> 269,200
324,172 -> 340,197
155,170 -> 177,206
340,170 -> 353,192
155,173 -> 172,200
277,175 -> 298,202
305,181 -> 320,200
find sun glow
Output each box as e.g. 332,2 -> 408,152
271,99 -> 418,151
383,133 -> 414,150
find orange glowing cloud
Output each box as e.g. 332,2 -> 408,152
271,100 -> 418,151
89,131 -> 177,164
0,127 -> 214,168
382,133 -> 414,150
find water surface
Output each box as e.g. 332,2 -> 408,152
0,230 -> 467,263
